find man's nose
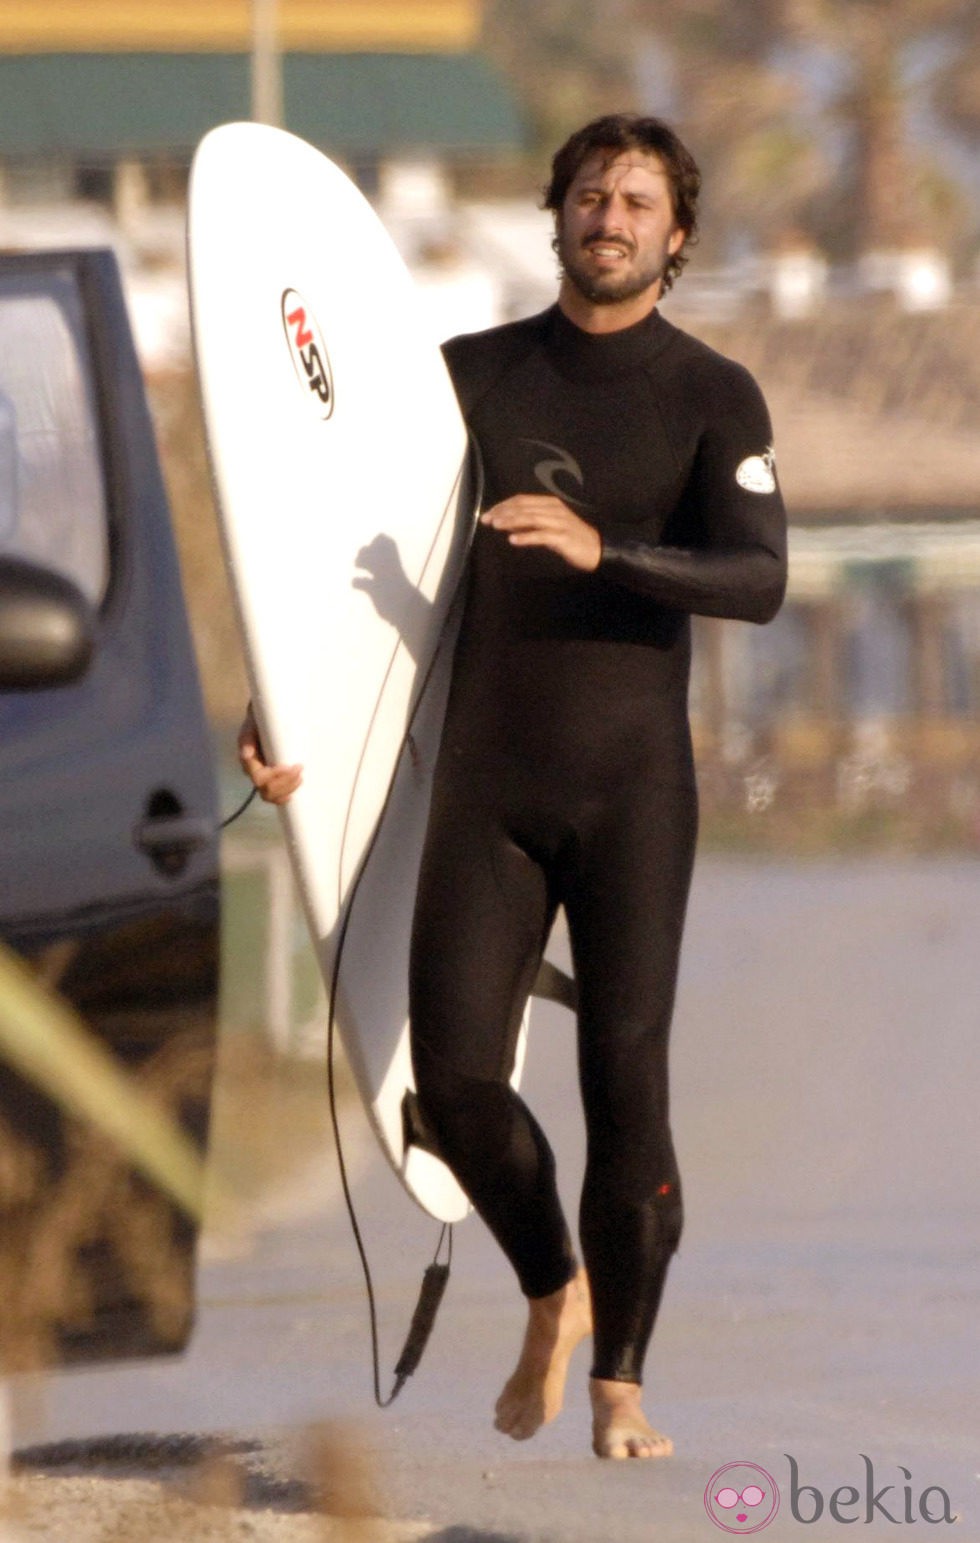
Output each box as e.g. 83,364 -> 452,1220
590,218 -> 628,243
592,197 -> 628,231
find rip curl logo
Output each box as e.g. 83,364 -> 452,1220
520,438 -> 593,511
281,289 -> 334,419
705,1462 -> 780,1534
736,446 -> 777,494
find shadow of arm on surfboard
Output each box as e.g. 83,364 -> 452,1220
351,435 -> 482,669
353,534 -> 434,665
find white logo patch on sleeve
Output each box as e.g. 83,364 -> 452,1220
735,447 -> 777,494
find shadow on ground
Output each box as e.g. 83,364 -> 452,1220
14,1433 -> 314,1512
425,1532 -> 522,1542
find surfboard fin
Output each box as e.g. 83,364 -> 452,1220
532,959 -> 578,1012
402,1088 -> 443,1157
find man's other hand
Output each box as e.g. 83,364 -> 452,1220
237,702 -> 303,805
480,496 -> 602,572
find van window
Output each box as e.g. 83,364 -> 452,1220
0,271 -> 110,604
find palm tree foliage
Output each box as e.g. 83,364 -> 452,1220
481,0 -> 980,260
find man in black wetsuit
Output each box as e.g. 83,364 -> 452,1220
240,113 -> 787,1461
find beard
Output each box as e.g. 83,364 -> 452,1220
556,227 -> 672,306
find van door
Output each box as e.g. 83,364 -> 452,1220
0,249 -> 220,1368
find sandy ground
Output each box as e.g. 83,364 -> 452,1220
4,857 -> 978,1542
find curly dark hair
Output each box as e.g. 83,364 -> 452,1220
543,113 -> 701,292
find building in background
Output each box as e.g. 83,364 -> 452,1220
0,0 -> 524,352
0,1 -> 522,180
678,304 -> 980,834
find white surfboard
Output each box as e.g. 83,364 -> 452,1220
188,123 -> 528,1222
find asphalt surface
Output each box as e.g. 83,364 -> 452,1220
7,858 -> 979,1542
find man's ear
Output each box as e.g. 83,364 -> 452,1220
668,225 -> 685,257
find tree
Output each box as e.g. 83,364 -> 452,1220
776,0 -> 978,254
629,1 -> 833,255
481,0 -> 980,261
482,0 -> 643,159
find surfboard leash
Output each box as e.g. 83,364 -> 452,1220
323,579 -> 465,1409
325,893 -> 453,1407
219,786 -> 259,828
323,440 -> 484,1407
218,733 -> 452,1403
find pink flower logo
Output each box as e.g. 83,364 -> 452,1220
704,1462 -> 780,1533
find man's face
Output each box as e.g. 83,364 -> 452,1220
556,149 -> 685,308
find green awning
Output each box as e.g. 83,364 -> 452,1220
0,52 -> 525,159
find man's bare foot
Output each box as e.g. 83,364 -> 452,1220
590,1378 -> 673,1460
494,1268 -> 593,1441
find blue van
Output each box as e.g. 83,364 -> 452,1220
0,248 -> 220,1368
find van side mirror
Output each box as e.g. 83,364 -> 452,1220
0,555 -> 95,689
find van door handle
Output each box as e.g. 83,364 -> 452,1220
133,813 -> 213,875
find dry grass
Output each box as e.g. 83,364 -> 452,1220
0,1023 -> 213,1375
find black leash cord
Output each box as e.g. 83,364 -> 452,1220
218,757 -> 453,1402
323,447 -> 482,1406
219,785 -> 259,829
326,898 -> 452,1406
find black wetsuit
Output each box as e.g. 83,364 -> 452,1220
410,303 -> 786,1383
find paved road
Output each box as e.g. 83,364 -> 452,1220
9,859 -> 979,1542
